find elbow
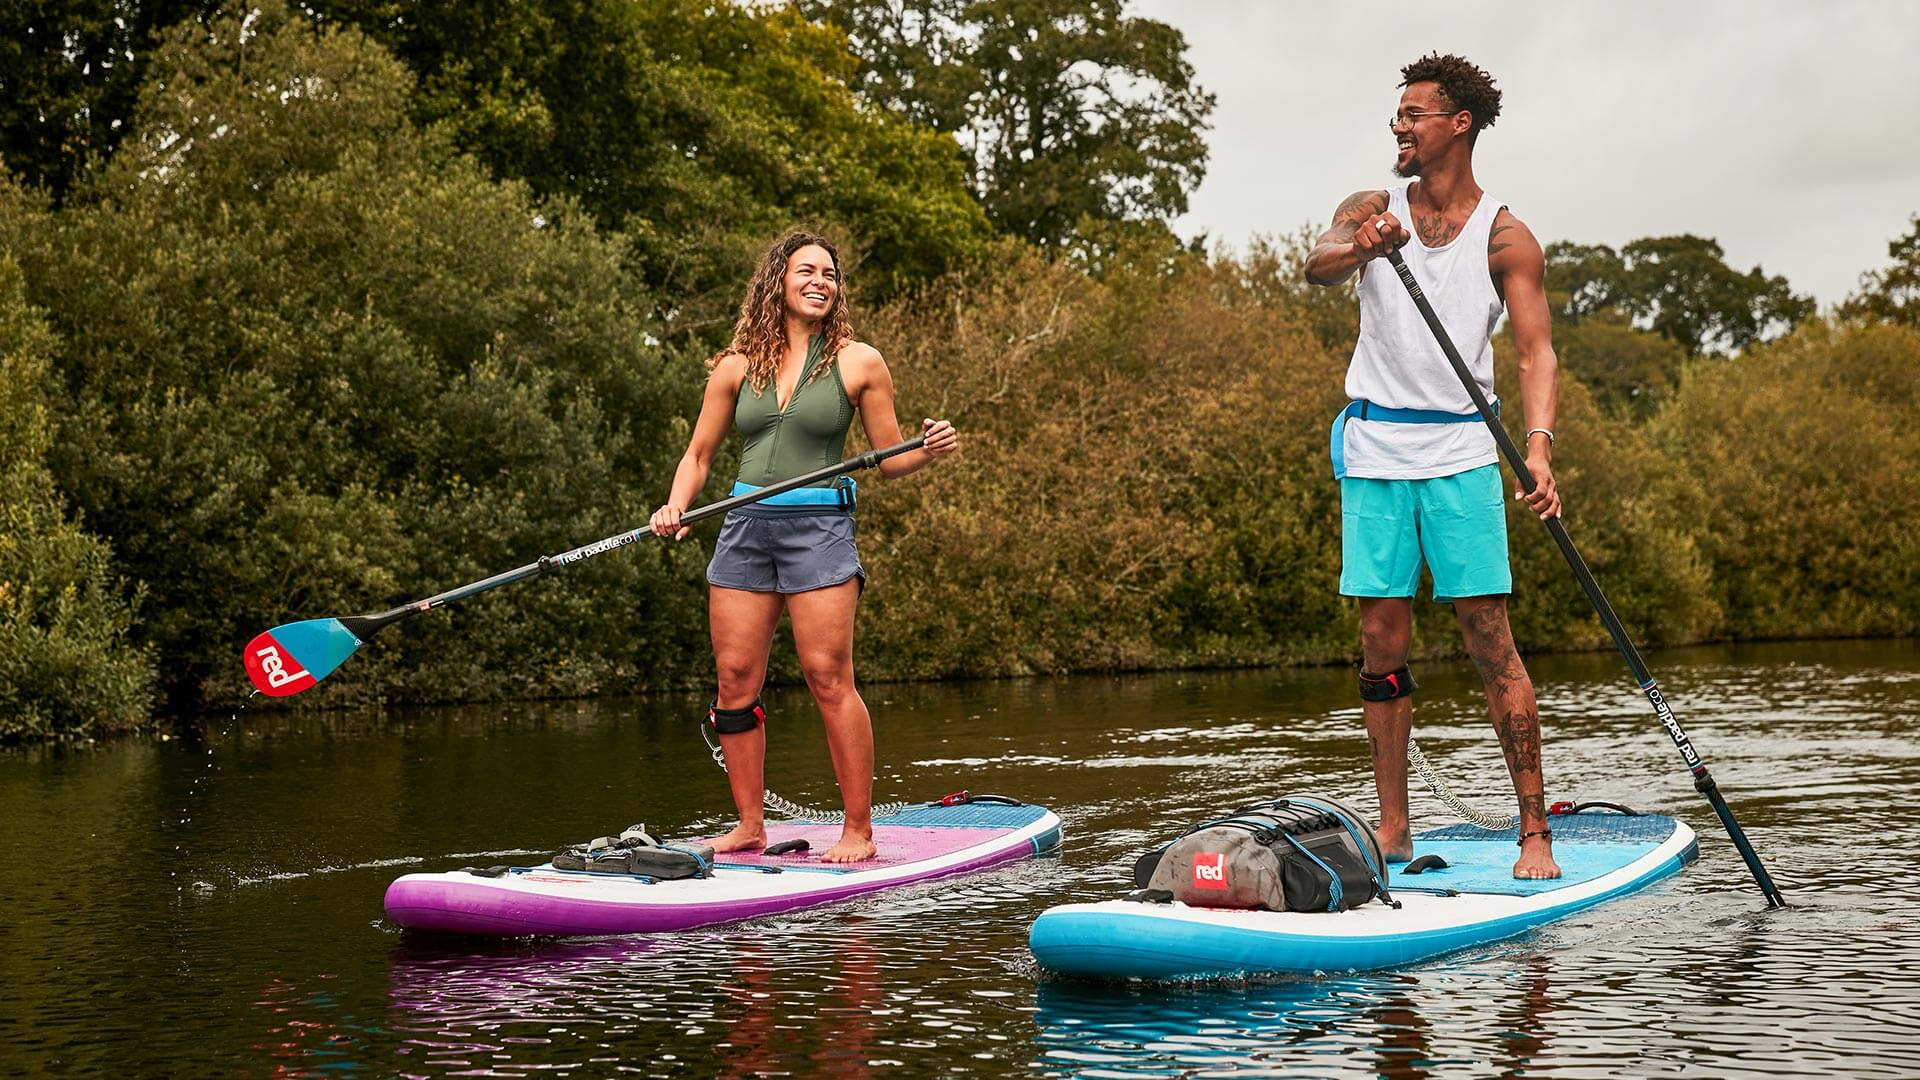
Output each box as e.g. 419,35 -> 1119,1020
1303,249 -> 1348,287
1517,347 -> 1558,383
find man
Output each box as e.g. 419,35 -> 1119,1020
1304,53 -> 1563,879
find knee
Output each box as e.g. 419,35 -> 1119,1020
1457,601 -> 1523,678
715,661 -> 762,705
1358,617 -> 1410,670
800,658 -> 855,704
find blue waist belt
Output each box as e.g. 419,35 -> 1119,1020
1330,398 -> 1497,480
729,477 -> 856,511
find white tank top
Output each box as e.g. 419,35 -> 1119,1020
1341,181 -> 1505,480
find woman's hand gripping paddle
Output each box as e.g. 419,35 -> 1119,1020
1382,247 -> 1785,909
242,437 -> 927,697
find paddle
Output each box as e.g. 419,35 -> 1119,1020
242,436 -> 928,698
1383,248 -> 1786,908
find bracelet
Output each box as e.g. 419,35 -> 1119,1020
1525,427 -> 1554,447
1516,828 -> 1553,846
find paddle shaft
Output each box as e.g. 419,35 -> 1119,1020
1382,249 -> 1785,908
336,436 -> 927,641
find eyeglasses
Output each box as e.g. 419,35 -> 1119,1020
1387,110 -> 1461,132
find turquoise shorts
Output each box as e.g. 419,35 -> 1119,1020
1340,464 -> 1511,601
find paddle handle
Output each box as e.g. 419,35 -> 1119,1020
342,436 -> 929,637
1383,249 -> 1786,908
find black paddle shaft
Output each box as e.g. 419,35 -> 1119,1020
337,436 -> 929,642
1383,249 -> 1785,908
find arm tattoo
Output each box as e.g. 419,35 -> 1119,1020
1488,222 -> 1515,256
1329,190 -> 1389,240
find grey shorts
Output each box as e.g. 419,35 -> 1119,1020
706,509 -> 865,594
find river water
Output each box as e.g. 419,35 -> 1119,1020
3,639 -> 1916,1077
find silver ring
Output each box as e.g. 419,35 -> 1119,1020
1376,219 -> 1390,231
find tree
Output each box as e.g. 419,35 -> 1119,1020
1544,235 -> 1813,355
0,0 -> 216,199
6,0 -> 990,337
0,245 -> 155,740
309,0 -> 990,332
807,0 -> 1215,248
4,4 -> 724,712
1839,214 -> 1920,327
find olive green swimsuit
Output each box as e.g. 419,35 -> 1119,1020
734,335 -> 854,489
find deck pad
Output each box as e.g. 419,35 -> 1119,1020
387,799 -> 1061,937
709,825 -> 1017,872
1028,810 -> 1696,979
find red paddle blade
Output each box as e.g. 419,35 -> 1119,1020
243,618 -> 364,696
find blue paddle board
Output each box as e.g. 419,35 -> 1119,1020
1029,810 -> 1696,978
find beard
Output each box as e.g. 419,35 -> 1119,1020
1392,152 -> 1422,179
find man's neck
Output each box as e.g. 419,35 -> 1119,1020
1409,157 -> 1481,215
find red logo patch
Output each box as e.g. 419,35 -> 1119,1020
1191,852 -> 1229,891
243,632 -> 315,697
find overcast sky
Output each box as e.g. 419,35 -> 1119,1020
1131,0 -> 1920,307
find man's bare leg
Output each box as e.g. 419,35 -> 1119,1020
1359,597 -> 1416,862
1455,596 -> 1561,879
788,579 -> 876,863
707,585 -> 785,853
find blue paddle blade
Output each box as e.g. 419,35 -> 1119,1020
243,618 -> 364,696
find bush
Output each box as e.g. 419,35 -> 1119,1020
1653,319 -> 1920,638
2,7 -> 709,712
0,254 -> 155,741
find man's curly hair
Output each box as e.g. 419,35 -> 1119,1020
1399,53 -> 1502,144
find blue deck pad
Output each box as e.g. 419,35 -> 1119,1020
1408,813 -> 1680,896
853,801 -> 1052,829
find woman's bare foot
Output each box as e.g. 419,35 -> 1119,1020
1513,835 -> 1562,879
1376,821 -> 1414,864
709,821 -> 767,853
820,830 -> 877,863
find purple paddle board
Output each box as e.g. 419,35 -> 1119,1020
385,799 -> 1062,936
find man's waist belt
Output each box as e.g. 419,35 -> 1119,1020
1330,398 -> 1497,480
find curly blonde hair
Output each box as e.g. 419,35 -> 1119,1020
712,231 -> 855,394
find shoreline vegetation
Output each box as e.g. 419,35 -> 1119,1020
3,5 -> 1916,742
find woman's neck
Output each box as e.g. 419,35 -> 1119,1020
784,314 -> 821,353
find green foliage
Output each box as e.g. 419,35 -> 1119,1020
1545,235 -> 1814,356
0,250 -> 156,742
313,0 -> 990,335
1552,310 -> 1689,422
3,5 -> 713,713
0,1 -> 215,200
810,0 -> 1215,249
1652,319 -> 1920,638
1839,214 -> 1920,327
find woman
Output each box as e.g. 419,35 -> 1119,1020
650,231 -> 958,863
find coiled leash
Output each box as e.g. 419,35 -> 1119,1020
701,698 -> 912,823
1360,662 -> 1521,831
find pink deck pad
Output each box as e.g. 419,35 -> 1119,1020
706,824 -> 1013,871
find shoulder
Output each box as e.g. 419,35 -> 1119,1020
708,351 -> 749,391
1488,207 -> 1543,274
1333,189 -> 1391,223
835,340 -> 886,377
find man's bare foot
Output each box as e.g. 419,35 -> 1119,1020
1376,822 -> 1414,864
820,831 -> 877,863
1513,835 -> 1561,879
709,822 -> 767,853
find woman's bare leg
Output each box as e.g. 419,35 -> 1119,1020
786,578 -> 874,862
708,585 -> 785,852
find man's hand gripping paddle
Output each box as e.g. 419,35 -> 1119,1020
1382,247 -> 1785,908
242,437 -> 927,697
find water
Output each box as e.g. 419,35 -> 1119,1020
3,639 -> 1916,1076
